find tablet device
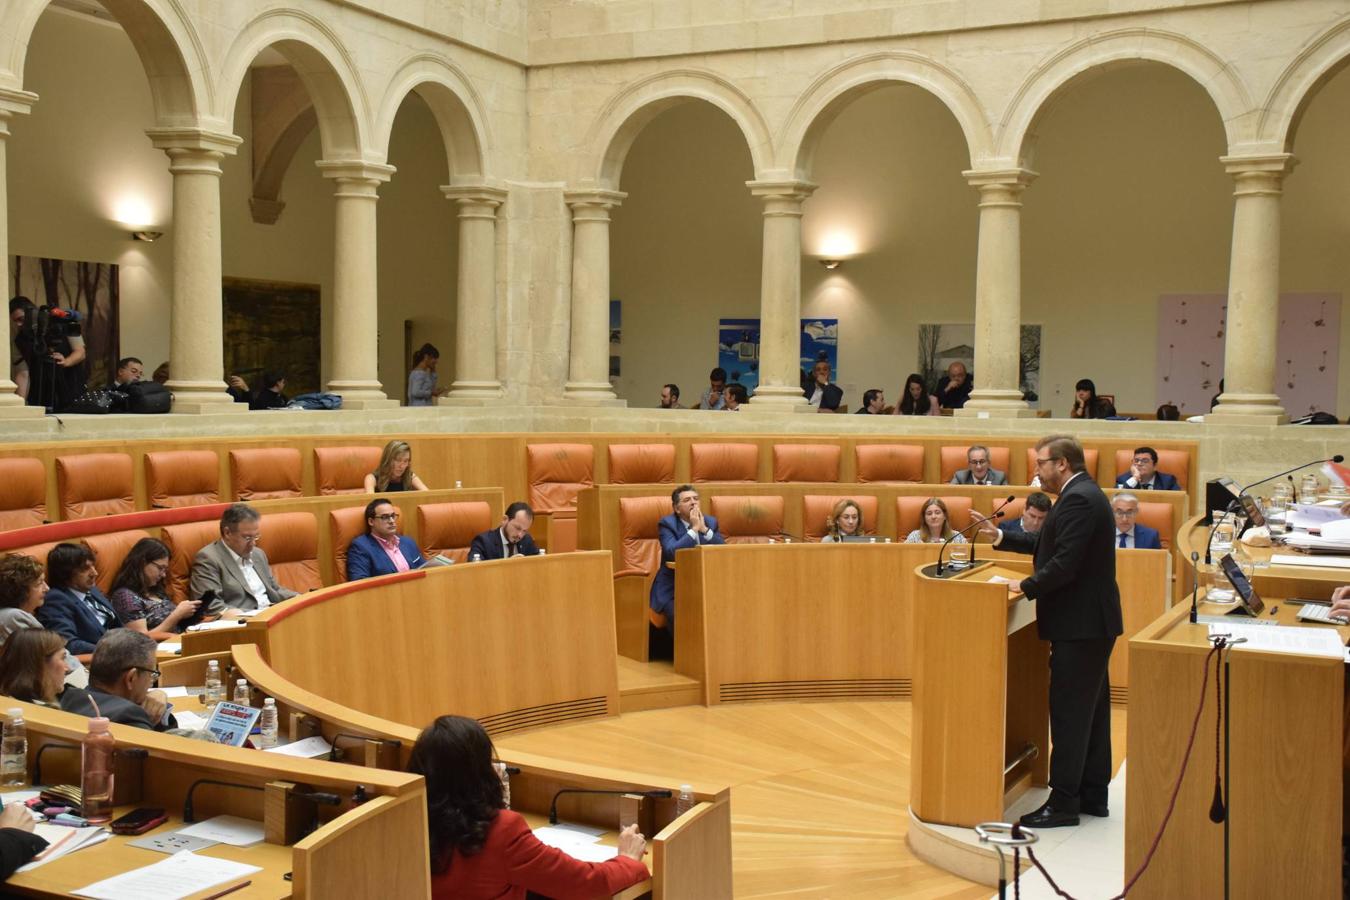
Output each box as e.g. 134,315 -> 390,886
1219,553 -> 1265,617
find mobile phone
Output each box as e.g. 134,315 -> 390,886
109,807 -> 167,835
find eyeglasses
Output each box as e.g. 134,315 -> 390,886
1113,508 -> 1139,518
1132,457 -> 1154,466
149,561 -> 169,572
232,532 -> 261,544
129,666 -> 161,679
1035,457 -> 1057,466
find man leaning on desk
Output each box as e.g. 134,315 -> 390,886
649,485 -> 724,659
469,502 -> 541,560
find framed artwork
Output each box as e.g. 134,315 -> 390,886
917,323 -> 1041,403
223,278 -> 321,396
717,318 -> 838,393
10,254 -> 119,388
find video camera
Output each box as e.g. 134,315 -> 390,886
16,302 -> 81,353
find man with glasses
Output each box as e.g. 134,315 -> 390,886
347,498 -> 426,580
1110,493 -> 1162,549
60,630 -> 176,731
1114,446 -> 1180,491
191,503 -> 298,614
950,445 -> 1008,486
979,435 -> 1122,829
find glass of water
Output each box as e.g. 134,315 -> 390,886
1302,473 -> 1321,502
1211,517 -> 1235,553
948,545 -> 970,570
1265,497 -> 1288,539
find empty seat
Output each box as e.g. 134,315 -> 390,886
146,450 -> 220,508
83,530 -> 153,594
259,511 -> 321,593
611,495 -> 672,661
0,457 -> 47,530
607,444 -> 676,485
1136,501 -> 1176,550
526,443 -> 594,554
1113,449 -> 1191,491
772,444 -> 841,483
315,446 -> 382,495
855,445 -> 924,484
160,520 -> 221,603
418,501 -> 493,563
896,495 -> 975,539
329,506 -> 369,582
230,448 -> 303,501
939,446 -> 1011,483
56,453 -> 134,520
802,495 -> 880,542
1024,447 -> 1099,485
709,495 -> 785,543
689,443 -> 758,483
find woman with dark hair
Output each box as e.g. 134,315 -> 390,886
0,629 -> 70,707
409,715 -> 649,899
364,440 -> 430,493
895,373 -> 938,416
408,343 -> 449,406
107,538 -> 200,638
1070,378 -> 1115,419
0,554 -> 85,688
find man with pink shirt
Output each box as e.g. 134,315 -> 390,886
346,498 -> 426,580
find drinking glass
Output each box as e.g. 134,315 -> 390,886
948,545 -> 971,570
1265,498 -> 1288,538
1211,517 -> 1235,553
1302,473 -> 1320,502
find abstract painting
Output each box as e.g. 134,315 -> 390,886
10,254 -> 119,388
223,278 -> 321,396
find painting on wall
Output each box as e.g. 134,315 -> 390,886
1156,293 -> 1340,416
917,323 -> 1041,404
717,318 -> 839,394
610,299 -> 621,378
9,255 -> 119,389
223,278 -> 321,396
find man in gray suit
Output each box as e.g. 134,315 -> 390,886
60,630 -> 176,731
190,503 -> 297,615
950,445 -> 1008,486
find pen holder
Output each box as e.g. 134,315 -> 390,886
264,780 -> 308,845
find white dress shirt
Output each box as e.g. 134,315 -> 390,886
231,547 -> 271,609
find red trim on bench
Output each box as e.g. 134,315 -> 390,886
0,503 -> 231,551
266,570 -> 426,626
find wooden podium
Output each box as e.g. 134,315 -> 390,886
910,560 -> 1048,828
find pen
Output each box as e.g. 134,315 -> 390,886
200,880 -> 251,900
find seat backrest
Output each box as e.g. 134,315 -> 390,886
1137,502 -> 1175,550
802,495 -> 880,541
618,496 -> 669,577
896,495 -> 975,538
56,453 -> 134,520
418,501 -> 493,563
0,458 -> 47,530
259,511 -> 321,592
1114,449 -> 1191,491
854,444 -> 924,483
146,450 -> 220,509
315,446 -> 382,496
1024,447 -> 1100,485
230,448 -> 303,501
772,444 -> 842,483
1002,497 -> 1027,522
939,446 -> 1011,482
709,495 -> 785,543
526,443 -> 595,512
161,520 -> 222,603
689,443 -> 758,483
83,530 -> 153,594
329,506 -> 370,582
607,444 -> 676,485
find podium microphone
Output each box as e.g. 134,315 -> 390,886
1188,551 -> 1201,624
548,788 -> 673,825
969,495 -> 1017,570
1240,455 -> 1342,496
936,505 -> 1009,577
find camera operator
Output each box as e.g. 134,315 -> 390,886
10,296 -> 86,412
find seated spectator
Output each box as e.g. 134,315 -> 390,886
1155,403 -> 1181,421
469,502 -> 541,561
249,368 -> 288,409
650,486 -> 725,659
108,538 -> 200,639
108,356 -> 142,390
802,359 -> 842,412
856,389 -> 886,415
408,343 -> 448,406
724,383 -> 748,411
191,503 -> 298,615
152,361 -> 170,384
950,445 -> 1008,486
697,368 -> 727,410
1004,492 -> 1051,535
659,383 -> 682,409
0,804 -> 44,877
226,373 -> 250,403
822,499 -> 865,542
0,629 -> 71,708
1070,378 -> 1115,419
364,439 -> 430,492
348,498 -> 427,579
906,498 -> 966,545
409,715 -> 648,900
1111,493 -> 1162,550
35,543 -> 118,664
897,374 -> 939,416
935,362 -> 972,410
0,554 -> 85,688
1115,446 -> 1180,491
60,630 -> 177,731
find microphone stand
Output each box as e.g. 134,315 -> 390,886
1188,551 -> 1202,624
936,510 -> 1005,576
969,495 -> 1017,571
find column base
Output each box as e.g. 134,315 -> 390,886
167,381 -> 251,415
748,385 -> 809,411
1208,394 -> 1288,425
444,381 -> 504,403
325,381 -> 397,410
338,397 -> 400,410
957,389 -> 1036,418
563,381 -> 620,403
0,401 -> 45,418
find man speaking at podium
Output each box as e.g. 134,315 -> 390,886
980,435 -> 1122,828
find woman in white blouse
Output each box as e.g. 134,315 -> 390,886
905,498 -> 966,544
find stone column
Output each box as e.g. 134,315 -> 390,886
147,128 -> 245,414
1209,154 -> 1296,424
563,189 -> 625,403
0,90 -> 41,416
317,161 -> 397,409
441,185 -> 508,402
959,167 -> 1037,418
747,179 -> 816,410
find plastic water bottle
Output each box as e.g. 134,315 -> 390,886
233,678 -> 250,706
538,548 -> 547,556
471,552 -> 482,562
494,762 -> 511,809
204,661 -> 223,711
80,717 -> 114,824
1,709 -> 27,787
455,480 -> 463,490
258,698 -> 278,749
675,784 -> 694,816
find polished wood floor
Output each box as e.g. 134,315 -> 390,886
497,699 -> 1129,899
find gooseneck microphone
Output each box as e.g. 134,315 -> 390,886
1240,455 -> 1342,496
548,788 -> 673,825
968,495 -> 1016,571
1188,551 -> 1202,624
936,499 -> 1013,577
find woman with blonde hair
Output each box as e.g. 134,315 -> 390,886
821,499 -> 865,542
905,498 -> 965,544
0,629 -> 71,707
365,439 -> 430,493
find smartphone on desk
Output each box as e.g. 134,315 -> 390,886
109,807 -> 167,835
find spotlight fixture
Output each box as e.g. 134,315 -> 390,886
131,231 -> 163,242
820,259 -> 841,270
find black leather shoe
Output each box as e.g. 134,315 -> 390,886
1019,803 -> 1080,828
1082,804 -> 1109,818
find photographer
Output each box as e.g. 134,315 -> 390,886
10,296 -> 86,413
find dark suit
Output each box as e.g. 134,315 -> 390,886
36,586 -> 118,655
1116,524 -> 1162,550
936,374 -> 973,409
1113,471 -> 1181,491
950,468 -> 1009,486
347,533 -> 427,580
997,471 -> 1122,813
468,528 -> 540,561
803,382 -> 843,411
60,686 -> 177,731
1003,516 -> 1036,534
649,514 -> 724,629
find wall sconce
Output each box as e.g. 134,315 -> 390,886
131,231 -> 163,242
820,259 -> 841,270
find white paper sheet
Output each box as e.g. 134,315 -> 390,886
534,824 -> 604,846
185,620 -> 245,633
19,825 -> 109,871
172,711 -> 207,732
155,642 -> 181,656
1208,622 -> 1346,659
158,685 -> 192,698
263,735 -> 333,758
1289,503 -> 1345,529
72,850 -> 259,900
1271,553 -> 1350,569
174,814 -> 264,846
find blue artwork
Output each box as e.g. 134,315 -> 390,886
717,318 -> 838,394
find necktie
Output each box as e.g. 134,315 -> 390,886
1118,532 -> 1128,549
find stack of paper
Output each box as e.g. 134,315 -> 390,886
1207,622 -> 1346,659
1271,552 -> 1350,569
73,850 -> 260,900
19,825 -> 109,871
174,815 -> 265,847
185,620 -> 245,633
263,735 -> 334,758
533,824 -> 619,863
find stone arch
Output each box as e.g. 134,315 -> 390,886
580,69 -> 771,189
373,54 -> 490,184
3,0 -> 209,126
780,51 -> 994,178
1258,15 -> 1350,152
997,28 -> 1254,165
216,8 -> 367,161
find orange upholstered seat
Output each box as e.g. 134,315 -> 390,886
526,443 -> 594,554
1136,501 -> 1176,549
802,495 -> 880,541
1024,447 -> 1099,485
772,444 -> 841,482
0,457 -> 47,529
1114,449 -> 1191,491
315,446 -> 382,495
230,448 -> 303,501
146,450 -> 220,508
897,495 -> 974,538
329,506 -> 369,582
689,443 -> 758,483
56,453 -> 134,520
161,520 -> 221,603
418,501 -> 493,563
617,496 -> 669,577
854,444 -> 924,483
259,511 -> 321,593
83,530 -> 153,594
939,446 -> 1011,483
709,495 -> 784,543
607,444 -> 676,485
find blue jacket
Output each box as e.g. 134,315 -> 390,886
36,586 -> 118,655
346,533 -> 426,581
1118,524 -> 1162,550
1114,471 -> 1181,491
649,513 -> 725,628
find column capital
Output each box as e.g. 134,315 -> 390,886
146,127 -> 242,156
1221,153 -> 1297,196
964,167 -> 1037,209
746,179 -> 817,202
441,185 -> 508,218
316,159 -> 395,183
0,87 -> 37,120
565,188 -> 625,209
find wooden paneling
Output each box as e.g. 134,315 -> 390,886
293,793 -> 431,899
652,800 -> 733,900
